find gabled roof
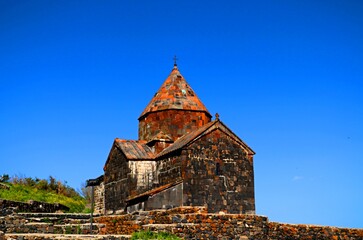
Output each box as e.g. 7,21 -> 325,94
156,121 -> 215,157
115,139 -> 155,160
156,119 -> 255,158
139,65 -> 211,120
105,119 -> 254,164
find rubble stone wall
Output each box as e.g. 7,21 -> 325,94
268,221 -> 363,240
0,199 -> 69,214
0,207 -> 362,239
0,212 -> 98,235
95,207 -> 363,239
95,207 -> 267,239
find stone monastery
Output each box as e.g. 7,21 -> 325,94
91,62 -> 256,215
3,63 -> 362,240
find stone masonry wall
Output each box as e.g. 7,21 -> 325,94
1,207 -> 362,239
268,222 -> 363,240
182,129 -> 255,214
145,183 -> 183,210
103,147 -> 130,214
139,110 -> 211,142
95,206 -> 269,239
95,207 -> 363,239
128,160 -> 156,192
93,182 -> 104,215
156,154 -> 183,186
0,212 -> 99,235
0,199 -> 69,214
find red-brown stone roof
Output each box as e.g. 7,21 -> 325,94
156,121 -> 215,157
111,120 -> 254,161
115,139 -> 155,160
139,66 -> 211,120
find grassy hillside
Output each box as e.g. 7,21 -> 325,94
0,175 -> 87,212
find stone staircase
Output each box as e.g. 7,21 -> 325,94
94,207 -> 267,239
0,212 -> 131,240
2,206 -> 231,239
3,233 -> 130,240
1,207 -> 362,240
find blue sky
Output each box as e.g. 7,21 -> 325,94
1,0 -> 362,228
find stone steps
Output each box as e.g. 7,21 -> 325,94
53,223 -> 105,234
2,213 -> 104,235
142,223 -> 197,230
5,222 -> 104,235
17,213 -> 93,218
4,233 -> 131,240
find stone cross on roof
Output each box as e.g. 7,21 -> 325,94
173,55 -> 178,66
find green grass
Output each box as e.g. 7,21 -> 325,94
131,230 -> 181,240
0,179 -> 86,213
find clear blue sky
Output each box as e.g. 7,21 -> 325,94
1,0 -> 362,228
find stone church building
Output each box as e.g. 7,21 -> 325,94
90,63 -> 256,215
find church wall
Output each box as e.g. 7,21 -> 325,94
182,129 -> 255,214
145,183 -> 183,210
93,182 -> 104,214
156,153 -> 183,186
123,155 -> 184,213
128,160 -> 156,195
138,110 -> 211,141
103,147 -> 131,214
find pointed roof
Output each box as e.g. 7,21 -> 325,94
139,65 -> 211,120
104,139 -> 155,170
104,118 -> 254,169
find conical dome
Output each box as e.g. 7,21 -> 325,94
139,65 -> 211,120
138,65 -> 212,142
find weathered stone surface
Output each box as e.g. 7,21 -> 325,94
95,207 -> 268,239
182,128 -> 255,214
138,65 -> 212,142
268,222 -> 363,240
0,199 -> 69,214
94,207 -> 363,239
4,233 -> 130,239
103,146 -> 130,214
139,109 -> 211,142
1,207 -> 362,240
0,212 -> 100,235
93,182 -> 104,215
